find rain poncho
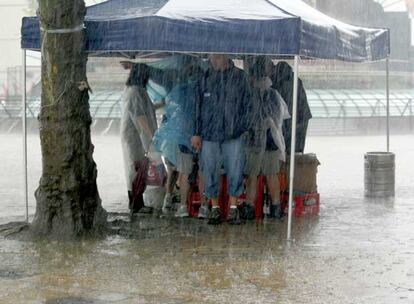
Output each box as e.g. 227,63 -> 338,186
273,62 -> 312,123
152,80 -> 197,165
247,80 -> 290,162
121,85 -> 158,191
272,62 -> 312,153
147,55 -> 208,96
146,68 -> 179,165
147,55 -> 207,165
146,79 -> 168,103
195,62 -> 251,142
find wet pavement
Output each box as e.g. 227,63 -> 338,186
0,134 -> 414,303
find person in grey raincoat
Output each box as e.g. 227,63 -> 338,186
121,63 -> 158,214
243,59 -> 290,220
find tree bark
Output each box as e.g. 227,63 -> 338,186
32,0 -> 107,238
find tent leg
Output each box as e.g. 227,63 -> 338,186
386,57 -> 390,152
287,55 -> 300,241
22,50 -> 28,223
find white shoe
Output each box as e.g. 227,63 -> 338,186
175,205 -> 189,218
162,193 -> 173,214
198,204 -> 210,219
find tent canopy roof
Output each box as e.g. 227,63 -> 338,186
21,0 -> 390,62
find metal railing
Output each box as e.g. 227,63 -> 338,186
2,89 -> 414,120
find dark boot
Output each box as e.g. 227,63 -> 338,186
240,202 -> 255,220
269,204 -> 283,220
128,191 -> 133,210
207,207 -> 222,225
227,208 -> 243,225
131,192 -> 145,214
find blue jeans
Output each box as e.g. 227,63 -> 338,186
201,137 -> 245,198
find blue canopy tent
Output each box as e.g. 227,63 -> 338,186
22,0 -> 389,61
20,0 -> 391,239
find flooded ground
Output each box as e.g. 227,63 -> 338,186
0,133 -> 414,303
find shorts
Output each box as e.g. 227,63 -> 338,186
176,147 -> 194,176
244,149 -> 280,176
201,137 -> 245,198
164,157 -> 176,171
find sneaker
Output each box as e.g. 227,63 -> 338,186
137,206 -> 153,214
198,204 -> 210,219
208,207 -> 222,225
162,193 -> 173,214
269,204 -> 282,219
240,202 -> 255,220
263,203 -> 270,217
227,208 -> 243,225
174,205 -> 189,218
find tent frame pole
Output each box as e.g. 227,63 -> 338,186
287,55 -> 300,240
386,57 -> 390,152
22,49 -> 28,223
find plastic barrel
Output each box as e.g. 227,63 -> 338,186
364,152 -> 395,197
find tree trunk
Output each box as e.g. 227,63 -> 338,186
32,0 -> 107,238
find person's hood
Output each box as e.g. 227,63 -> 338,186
207,59 -> 236,76
274,61 -> 293,85
253,76 -> 273,92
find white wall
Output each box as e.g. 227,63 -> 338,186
0,0 -> 106,86
0,0 -> 33,90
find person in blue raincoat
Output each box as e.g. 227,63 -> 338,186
164,59 -> 208,218
154,58 -> 207,217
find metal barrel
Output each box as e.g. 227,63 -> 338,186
364,152 -> 395,197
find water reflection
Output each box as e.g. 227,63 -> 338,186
1,134 -> 414,303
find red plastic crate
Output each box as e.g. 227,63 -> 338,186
187,176 -> 231,218
216,176 -> 264,219
188,175 -> 269,219
187,189 -> 202,217
218,176 -> 229,219
281,192 -> 320,216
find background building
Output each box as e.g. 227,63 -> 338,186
1,0 -> 413,136
316,0 -> 412,63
